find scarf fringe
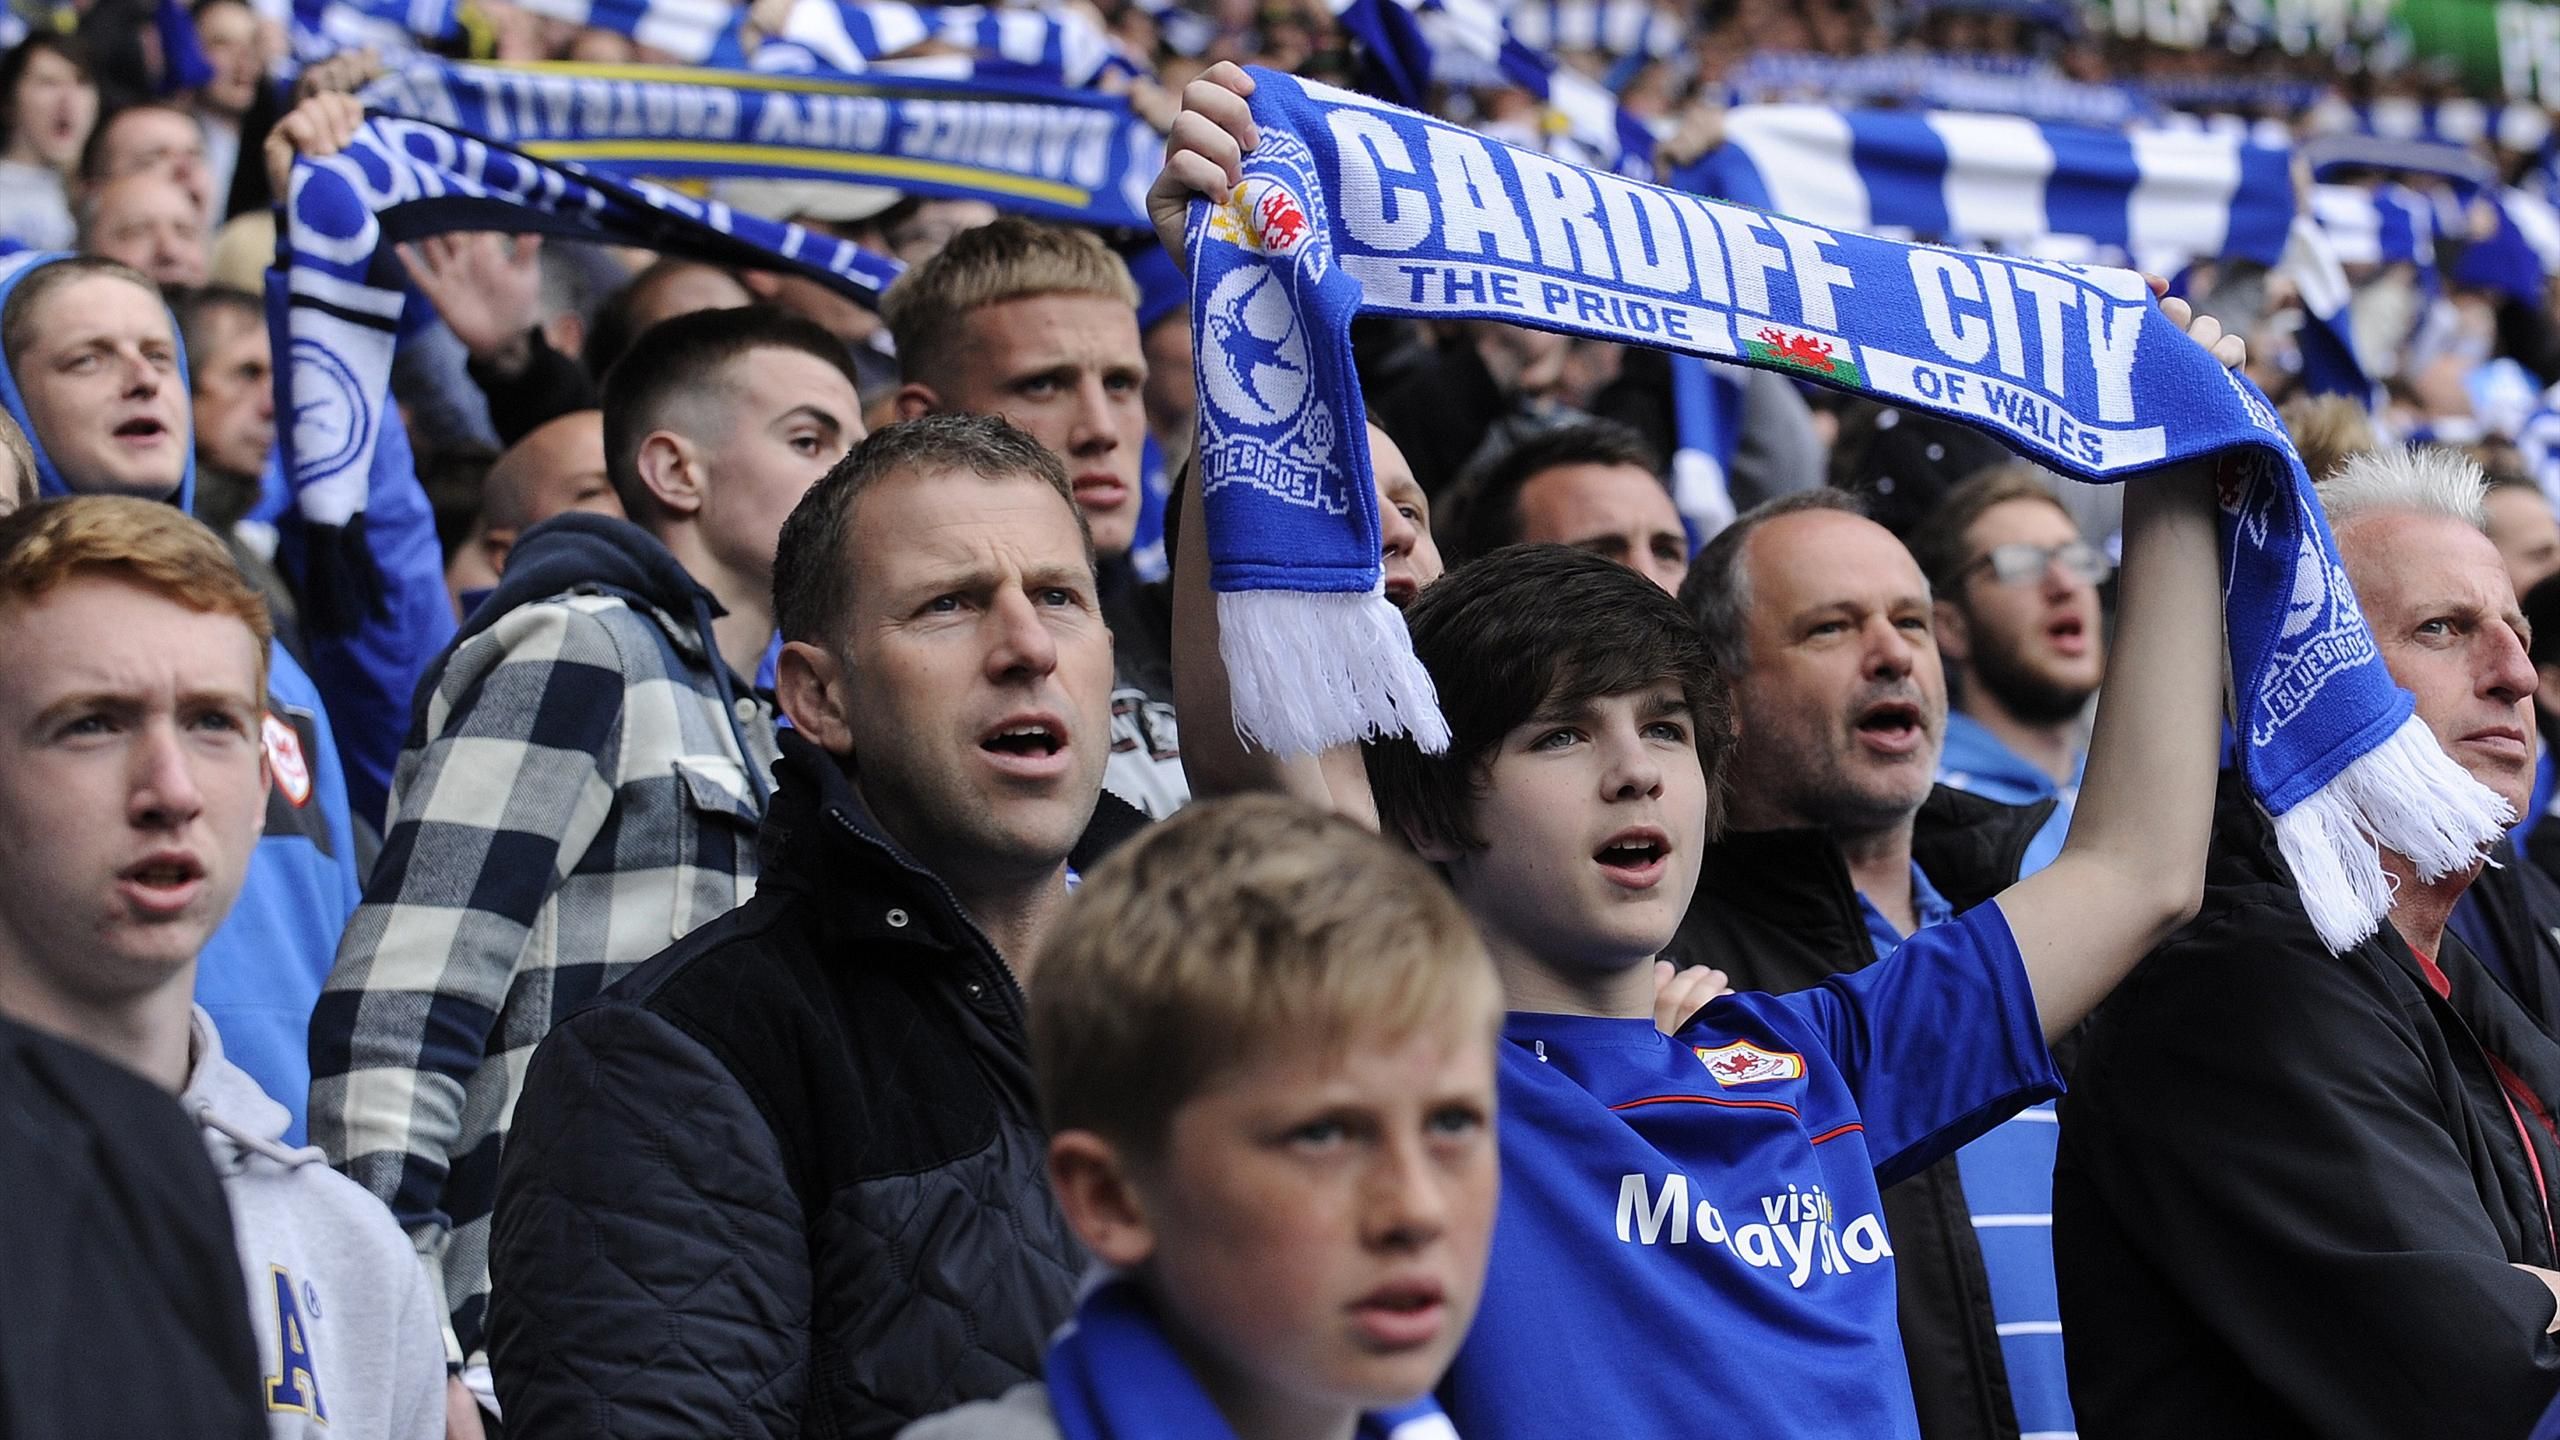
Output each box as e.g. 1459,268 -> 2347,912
1218,587 -> 1450,757
2274,711 -> 2513,952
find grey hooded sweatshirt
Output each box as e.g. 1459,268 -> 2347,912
183,1007 -> 445,1440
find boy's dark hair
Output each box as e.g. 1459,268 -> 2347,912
1439,419 -> 1665,566
598,303 -> 863,521
1680,487 -> 1868,676
773,412 -> 1089,647
1366,544 -> 1731,853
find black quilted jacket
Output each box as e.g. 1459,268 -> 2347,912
487,730 -> 1146,1439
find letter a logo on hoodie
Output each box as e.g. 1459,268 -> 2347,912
265,1265 -> 328,1422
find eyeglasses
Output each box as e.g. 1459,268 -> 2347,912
1962,540 -> 2113,588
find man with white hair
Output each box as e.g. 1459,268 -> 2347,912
2056,446 -> 2560,1437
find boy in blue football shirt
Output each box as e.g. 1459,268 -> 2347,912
901,795 -> 1503,1440
1151,62 -> 2233,1439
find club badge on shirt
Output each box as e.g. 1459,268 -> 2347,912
1695,1040 -> 1806,1087
263,712 -> 313,808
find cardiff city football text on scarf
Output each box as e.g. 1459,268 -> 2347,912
1186,67 -> 2508,954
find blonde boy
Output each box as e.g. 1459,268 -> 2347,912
903,795 -> 1503,1440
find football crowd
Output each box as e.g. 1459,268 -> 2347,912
7,0 -> 2560,1437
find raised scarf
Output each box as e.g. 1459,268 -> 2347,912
1187,67 -> 2508,952
361,57 -> 1159,229
279,110 -> 900,634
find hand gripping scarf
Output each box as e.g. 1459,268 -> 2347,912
1046,1279 -> 1460,1440
1186,68 -> 2509,953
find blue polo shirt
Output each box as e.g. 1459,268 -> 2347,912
1861,867 -> 2074,1440
1444,902 -> 2060,1440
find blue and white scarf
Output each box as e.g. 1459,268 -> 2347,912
1329,0 -> 1656,176
2279,213 -> 2377,407
1724,51 -> 2146,128
1692,105 -> 2296,273
279,111 -> 900,632
1047,1279 -> 1459,1440
756,0 -> 1145,87
1189,67 -> 2510,951
361,58 -> 1160,229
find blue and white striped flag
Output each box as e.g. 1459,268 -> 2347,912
1693,105 -> 2296,271
2308,182 -> 2435,270
1499,0 -> 1681,60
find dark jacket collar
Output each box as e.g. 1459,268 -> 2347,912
758,729 -> 1148,947
1694,784 -> 2053,931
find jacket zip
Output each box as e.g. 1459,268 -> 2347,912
825,807 -> 1030,1028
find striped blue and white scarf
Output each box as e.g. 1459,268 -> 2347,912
1329,0 -> 1656,175
361,58 -> 1159,229
1190,67 -> 2510,951
279,111 -> 899,632
1693,105 -> 2296,272
495,0 -> 1141,84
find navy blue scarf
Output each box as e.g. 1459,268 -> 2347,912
1047,1280 -> 1460,1440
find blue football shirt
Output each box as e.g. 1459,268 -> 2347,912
1442,902 -> 2060,1440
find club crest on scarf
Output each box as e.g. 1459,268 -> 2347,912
1196,128 -> 1351,518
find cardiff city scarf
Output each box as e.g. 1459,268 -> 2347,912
1047,1279 -> 1460,1440
1692,105 -> 2296,272
279,111 -> 900,633
362,58 -> 1159,229
1189,67 -> 2509,951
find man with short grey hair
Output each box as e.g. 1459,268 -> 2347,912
2057,445 -> 2560,1437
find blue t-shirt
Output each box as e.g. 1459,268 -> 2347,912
1938,711 -> 2080,878
1444,903 -> 2060,1440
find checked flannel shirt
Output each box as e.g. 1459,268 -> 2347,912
309,580 -> 779,1371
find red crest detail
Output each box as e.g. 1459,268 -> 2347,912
1256,188 -> 1310,252
262,712 -> 313,808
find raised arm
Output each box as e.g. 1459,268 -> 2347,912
1996,292 -> 2239,1041
1155,64 -> 1382,824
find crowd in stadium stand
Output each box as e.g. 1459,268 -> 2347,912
10,0 -> 2560,1437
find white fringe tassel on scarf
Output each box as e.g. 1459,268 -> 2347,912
1219,586 -> 1451,758
2275,711 -> 2515,953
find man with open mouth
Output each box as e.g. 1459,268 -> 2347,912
885,217 -> 1190,820
1910,465 -> 2110,878
1672,486 -> 2083,1440
487,414 -> 1147,1437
